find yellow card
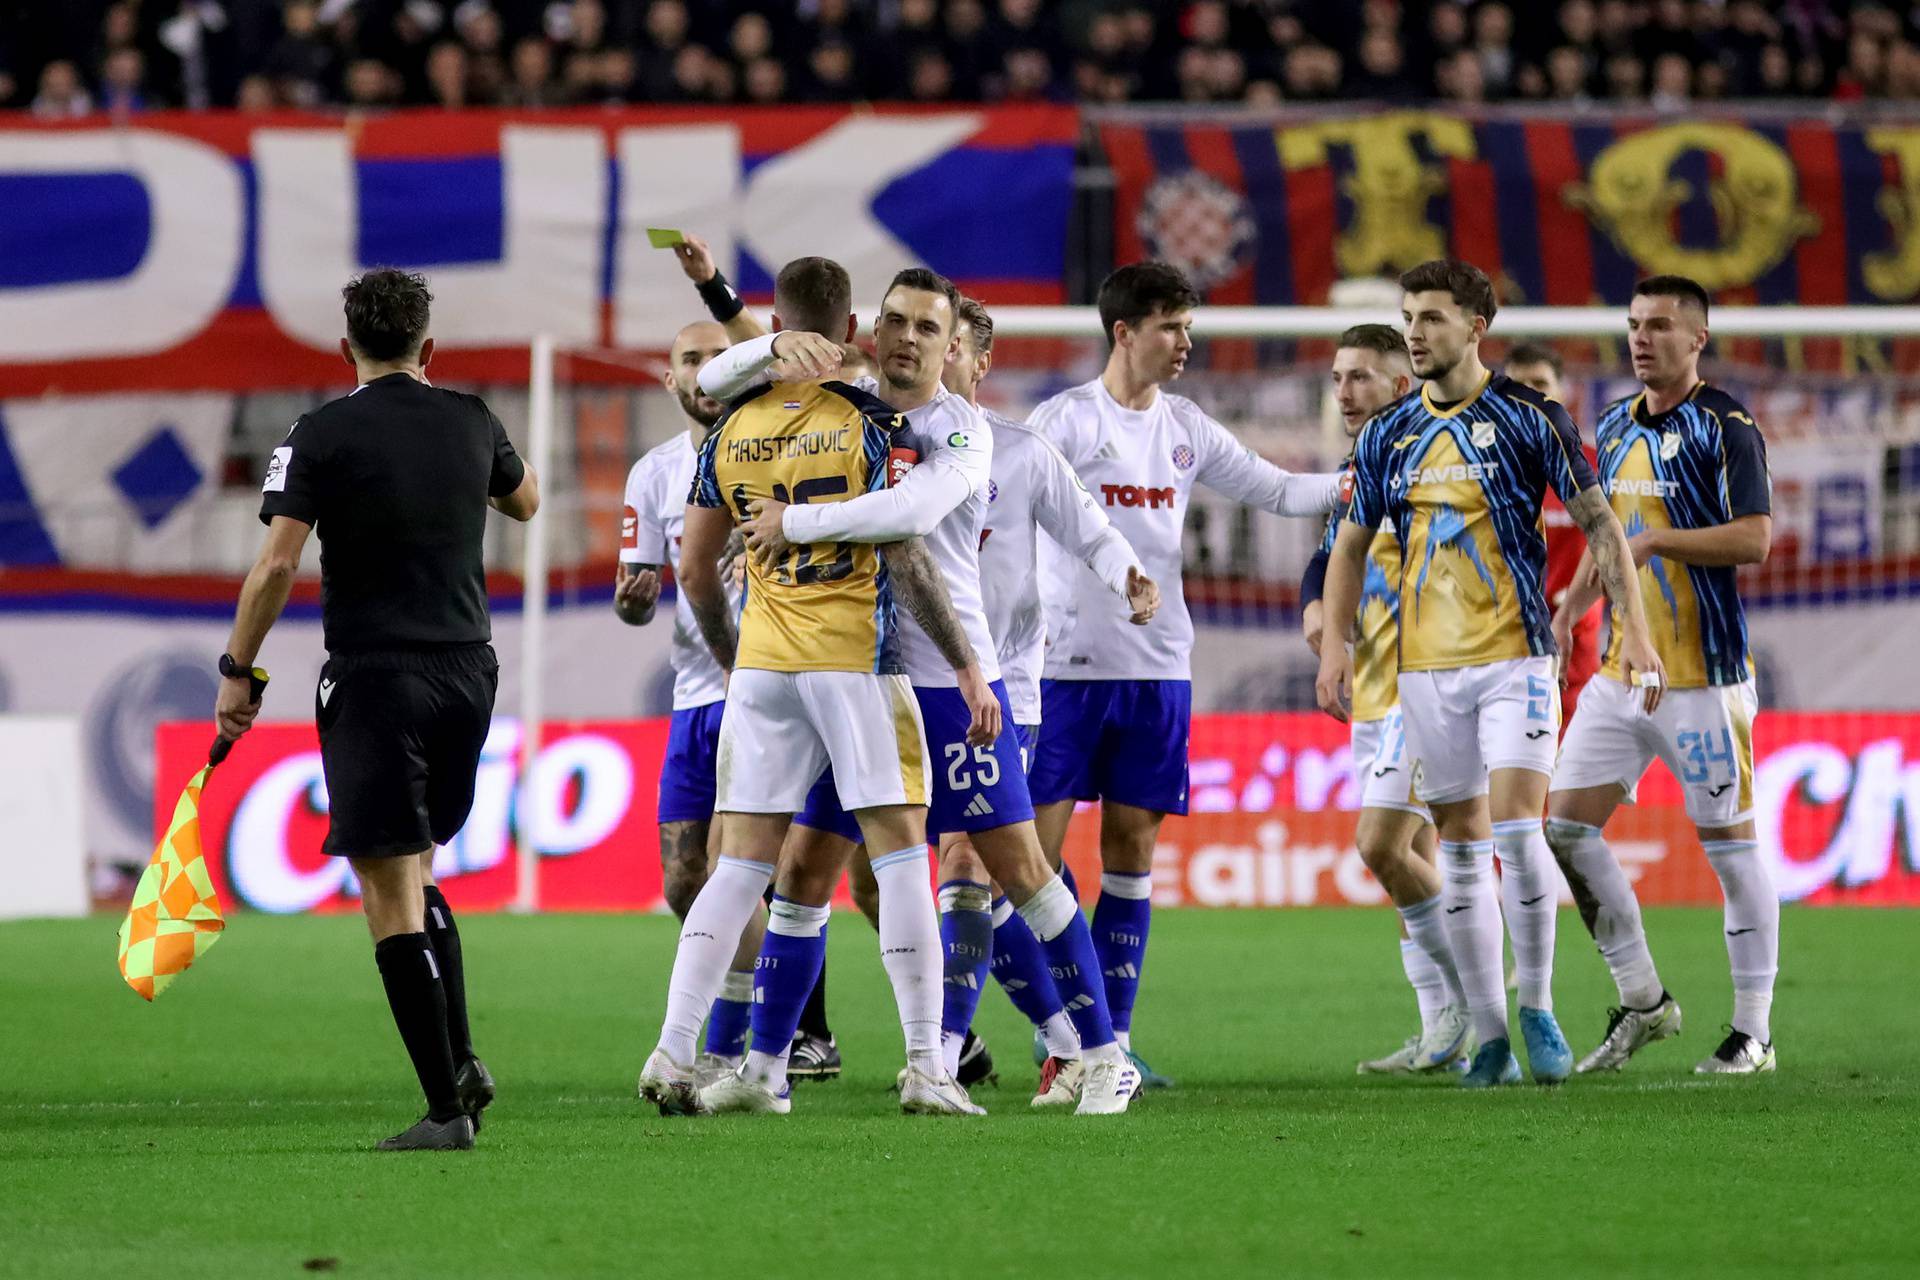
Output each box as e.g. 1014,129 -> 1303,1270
647,228 -> 686,248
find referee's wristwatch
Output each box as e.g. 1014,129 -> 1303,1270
219,653 -> 256,682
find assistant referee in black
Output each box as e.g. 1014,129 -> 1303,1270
214,268 -> 538,1152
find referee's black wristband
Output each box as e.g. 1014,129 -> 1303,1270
697,272 -> 744,323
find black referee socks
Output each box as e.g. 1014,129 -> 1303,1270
374,932 -> 462,1122
422,885 -> 474,1067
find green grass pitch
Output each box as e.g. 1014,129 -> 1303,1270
2,906 -> 1913,1278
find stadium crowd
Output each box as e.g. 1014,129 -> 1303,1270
4,0 -> 1920,116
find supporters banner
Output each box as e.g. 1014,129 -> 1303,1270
1099,109 -> 1920,309
0,106 -> 1077,396
155,711 -> 1920,915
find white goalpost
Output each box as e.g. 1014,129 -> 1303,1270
510,303 -> 1916,911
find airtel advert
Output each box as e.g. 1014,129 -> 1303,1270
155,712 -> 1920,914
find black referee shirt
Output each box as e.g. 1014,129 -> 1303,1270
259,373 -> 525,658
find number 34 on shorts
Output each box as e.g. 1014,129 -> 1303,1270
1555,677 -> 1758,826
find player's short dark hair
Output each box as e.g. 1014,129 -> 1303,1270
955,295 -> 994,354
1633,274 -> 1711,319
1506,342 -> 1564,378
885,266 -> 962,333
774,256 -> 853,338
1337,323 -> 1409,363
343,268 -> 432,361
1097,261 -> 1200,349
1399,258 -> 1498,324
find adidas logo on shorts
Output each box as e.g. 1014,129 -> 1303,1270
962,793 -> 994,818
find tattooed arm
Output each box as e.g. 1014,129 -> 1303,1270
678,503 -> 737,673
1565,485 -> 1666,711
880,537 -> 999,746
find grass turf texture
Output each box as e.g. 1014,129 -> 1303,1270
2,907 -> 1912,1278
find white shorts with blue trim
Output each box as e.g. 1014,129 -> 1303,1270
1552,676 -> 1757,827
1398,656 -> 1561,806
1351,709 -> 1430,819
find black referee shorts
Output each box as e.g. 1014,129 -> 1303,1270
316,649 -> 498,859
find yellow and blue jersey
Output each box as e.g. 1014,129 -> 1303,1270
1310,463 -> 1405,722
1348,372 -> 1597,673
690,379 -> 904,674
1594,382 -> 1770,688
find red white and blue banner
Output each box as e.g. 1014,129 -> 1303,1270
154,710 -> 1920,913
1101,109 -> 1920,309
0,106 -> 1077,396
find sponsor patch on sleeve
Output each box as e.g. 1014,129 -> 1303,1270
262,446 -> 292,493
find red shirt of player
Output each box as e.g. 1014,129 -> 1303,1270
1543,444 -> 1604,734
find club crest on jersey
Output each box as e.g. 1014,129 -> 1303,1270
1170,443 -> 1195,470
987,480 -> 998,503
1469,419 -> 1496,450
1660,431 -> 1682,460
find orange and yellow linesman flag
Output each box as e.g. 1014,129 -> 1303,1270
117,764 -> 226,1000
117,663 -> 268,1001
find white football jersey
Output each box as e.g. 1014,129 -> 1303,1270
979,410 -> 1136,725
1031,378 -> 1341,681
620,431 -> 726,710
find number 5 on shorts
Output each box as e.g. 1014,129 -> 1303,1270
1526,675 -> 1552,723
944,742 -> 1000,790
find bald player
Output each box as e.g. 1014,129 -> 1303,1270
617,320 -> 774,1086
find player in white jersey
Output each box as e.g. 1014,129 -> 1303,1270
1026,262 -> 1342,1085
1301,324 -> 1471,1075
616,319 -> 775,1086
695,267 -> 1141,1116
932,295 -> 1159,1104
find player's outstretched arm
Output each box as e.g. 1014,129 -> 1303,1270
1312,522 -> 1370,724
1566,486 -> 1666,711
216,515 -> 311,740
880,537 -> 999,746
678,503 -> 738,673
1192,413 -> 1343,516
672,233 -> 767,344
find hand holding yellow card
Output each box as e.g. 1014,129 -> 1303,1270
647,228 -> 686,248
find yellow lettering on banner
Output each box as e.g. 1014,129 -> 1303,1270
1565,123 -> 1818,290
1277,113 -> 1477,279
1862,128 -> 1920,301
